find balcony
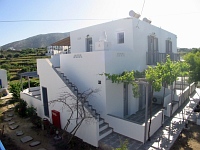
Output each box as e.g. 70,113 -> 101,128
146,52 -> 180,65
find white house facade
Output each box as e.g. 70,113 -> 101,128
20,16 -> 193,147
0,69 -> 8,89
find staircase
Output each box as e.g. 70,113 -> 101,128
53,67 -> 113,140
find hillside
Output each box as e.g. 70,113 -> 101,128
1,32 -> 70,50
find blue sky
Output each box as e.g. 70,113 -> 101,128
0,0 -> 200,48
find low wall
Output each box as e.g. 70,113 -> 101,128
146,111 -> 163,139
165,83 -> 195,117
107,114 -> 144,142
29,86 -> 40,92
20,92 -> 44,118
107,111 -> 162,143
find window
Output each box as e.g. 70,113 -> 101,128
117,32 -> 124,44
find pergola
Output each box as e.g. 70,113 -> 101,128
20,71 -> 39,91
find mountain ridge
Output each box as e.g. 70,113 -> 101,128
1,32 -> 70,50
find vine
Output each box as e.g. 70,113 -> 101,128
101,71 -> 139,97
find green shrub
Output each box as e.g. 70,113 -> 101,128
10,82 -> 21,99
26,106 -> 37,117
14,99 -> 27,117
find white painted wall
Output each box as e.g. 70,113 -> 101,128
145,111 -> 163,140
107,114 -> 145,142
70,17 -> 177,72
70,18 -> 134,53
37,58 -> 99,147
60,51 -> 107,118
60,51 -> 141,119
20,91 -> 44,117
50,54 -> 60,67
0,69 -> 8,89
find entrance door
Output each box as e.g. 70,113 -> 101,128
42,87 -> 49,117
148,36 -> 158,64
86,37 -> 92,52
124,83 -> 128,117
139,84 -> 146,110
0,79 -> 2,88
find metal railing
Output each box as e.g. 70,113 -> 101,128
146,52 -> 180,65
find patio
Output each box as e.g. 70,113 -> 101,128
127,104 -> 165,125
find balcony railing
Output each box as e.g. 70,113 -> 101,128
146,52 -> 180,65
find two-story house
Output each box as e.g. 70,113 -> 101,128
21,15 -> 186,147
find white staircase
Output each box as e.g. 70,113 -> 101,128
53,67 -> 113,141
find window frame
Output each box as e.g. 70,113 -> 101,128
117,32 -> 125,44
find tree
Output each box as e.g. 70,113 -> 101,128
102,71 -> 139,97
178,61 -> 189,102
184,50 -> 200,83
13,53 -> 20,58
145,65 -> 162,140
10,82 -> 21,99
49,88 -> 99,144
156,56 -> 180,139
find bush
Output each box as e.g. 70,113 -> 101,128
23,80 -> 40,89
14,99 -> 27,117
26,106 -> 37,117
9,82 -> 21,99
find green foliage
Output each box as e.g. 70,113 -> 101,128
13,53 -> 20,58
103,71 -> 139,97
145,66 -> 162,92
184,50 -> 200,83
10,82 -> 21,99
26,106 -> 37,117
14,99 -> 27,117
0,48 -> 49,81
23,80 -> 40,89
114,139 -> 128,150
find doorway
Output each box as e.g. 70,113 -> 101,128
42,87 -> 49,117
124,83 -> 128,117
86,37 -> 92,52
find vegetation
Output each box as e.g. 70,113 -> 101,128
0,48 -> 49,81
102,71 -> 141,97
9,82 -> 21,99
184,48 -> 200,83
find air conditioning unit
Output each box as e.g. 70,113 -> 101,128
152,96 -> 163,104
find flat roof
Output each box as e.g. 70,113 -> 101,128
20,71 -> 39,77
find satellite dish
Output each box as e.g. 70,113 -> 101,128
143,18 -> 152,24
129,10 -> 135,17
129,10 -> 140,18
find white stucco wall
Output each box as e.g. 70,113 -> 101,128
37,58 -> 98,147
50,54 -> 60,67
20,91 -> 44,117
60,52 -> 107,118
70,18 -> 134,53
70,17 -> 177,72
0,69 -> 8,89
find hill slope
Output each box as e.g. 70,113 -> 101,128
2,32 -> 70,50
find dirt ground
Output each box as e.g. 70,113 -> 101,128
0,98 -> 99,150
170,121 -> 200,150
0,104 -> 56,150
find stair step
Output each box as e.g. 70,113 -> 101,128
99,123 -> 108,132
99,127 -> 113,140
99,118 -> 104,125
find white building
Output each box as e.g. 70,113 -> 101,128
46,37 -> 70,56
20,16 -> 193,147
0,69 -> 8,89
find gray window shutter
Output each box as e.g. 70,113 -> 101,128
166,40 -> 169,54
